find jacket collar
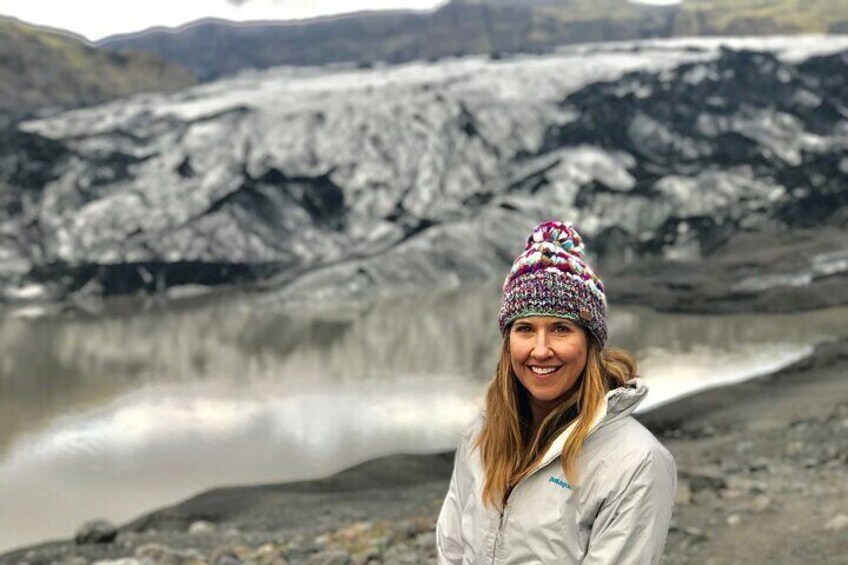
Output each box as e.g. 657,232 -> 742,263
531,378 -> 648,473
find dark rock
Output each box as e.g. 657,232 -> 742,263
691,489 -> 720,507
749,458 -> 772,473
802,457 -> 821,468
685,468 -> 727,493
74,519 -> 118,545
719,458 -> 743,475
749,481 -> 768,495
211,544 -> 252,565
285,546 -> 312,562
401,520 -> 419,539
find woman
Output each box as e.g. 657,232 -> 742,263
436,221 -> 676,564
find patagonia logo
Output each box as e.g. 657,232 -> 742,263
548,476 -> 572,490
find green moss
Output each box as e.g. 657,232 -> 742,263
535,0 -> 648,23
468,0 -> 844,34
676,0 -> 845,34
0,17 -> 195,115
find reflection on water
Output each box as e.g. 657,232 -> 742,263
0,377 -> 479,552
1,283 -> 846,553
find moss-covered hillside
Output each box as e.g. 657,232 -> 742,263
0,17 -> 196,118
674,0 -> 848,35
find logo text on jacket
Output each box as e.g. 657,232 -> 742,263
548,476 -> 573,490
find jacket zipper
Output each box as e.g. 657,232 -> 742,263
491,501 -> 510,564
489,418 -> 608,562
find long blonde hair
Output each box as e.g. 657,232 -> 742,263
474,329 -> 636,509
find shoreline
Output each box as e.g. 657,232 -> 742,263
3,226 -> 847,322
3,337 -> 847,564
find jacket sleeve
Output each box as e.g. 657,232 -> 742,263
581,446 -> 676,565
435,437 -> 467,564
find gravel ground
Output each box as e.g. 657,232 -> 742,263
2,339 -> 847,565
640,339 -> 848,565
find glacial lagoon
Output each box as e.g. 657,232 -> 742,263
1,284 -> 846,552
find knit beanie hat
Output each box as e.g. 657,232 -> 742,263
498,221 -> 608,347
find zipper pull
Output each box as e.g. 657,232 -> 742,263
499,501 -> 510,532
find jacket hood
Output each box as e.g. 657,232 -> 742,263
533,378 -> 648,472
601,377 -> 648,426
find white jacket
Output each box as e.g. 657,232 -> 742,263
436,379 -> 676,564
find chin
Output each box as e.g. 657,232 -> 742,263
527,386 -> 566,403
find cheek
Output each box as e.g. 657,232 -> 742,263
509,352 -> 524,377
568,342 -> 587,362
574,350 -> 588,376
572,355 -> 587,378
559,340 -> 588,372
508,335 -> 525,365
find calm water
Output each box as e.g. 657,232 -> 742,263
1,283 -> 846,553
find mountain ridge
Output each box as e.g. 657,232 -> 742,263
96,0 -> 847,80
0,16 -> 196,118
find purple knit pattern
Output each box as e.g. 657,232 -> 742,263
498,221 -> 608,346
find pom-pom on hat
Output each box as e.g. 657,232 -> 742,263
498,221 -> 608,346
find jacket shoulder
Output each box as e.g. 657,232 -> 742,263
588,415 -> 675,473
455,412 -> 485,454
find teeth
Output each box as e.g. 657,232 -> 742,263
530,366 -> 559,375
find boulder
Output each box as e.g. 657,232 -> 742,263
684,467 -> 727,493
74,519 -> 118,545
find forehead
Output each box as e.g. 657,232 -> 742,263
512,316 -> 579,327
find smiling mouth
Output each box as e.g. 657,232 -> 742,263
529,366 -> 562,375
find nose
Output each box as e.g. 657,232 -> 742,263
530,331 -> 553,359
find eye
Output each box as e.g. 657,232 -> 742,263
512,324 -> 533,334
552,323 -> 572,334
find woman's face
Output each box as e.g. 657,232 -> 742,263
509,316 -> 589,418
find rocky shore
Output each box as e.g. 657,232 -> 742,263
3,336 -> 846,565
641,338 -> 848,564
604,226 -> 848,315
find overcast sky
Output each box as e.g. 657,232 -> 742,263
1,0 -> 682,42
